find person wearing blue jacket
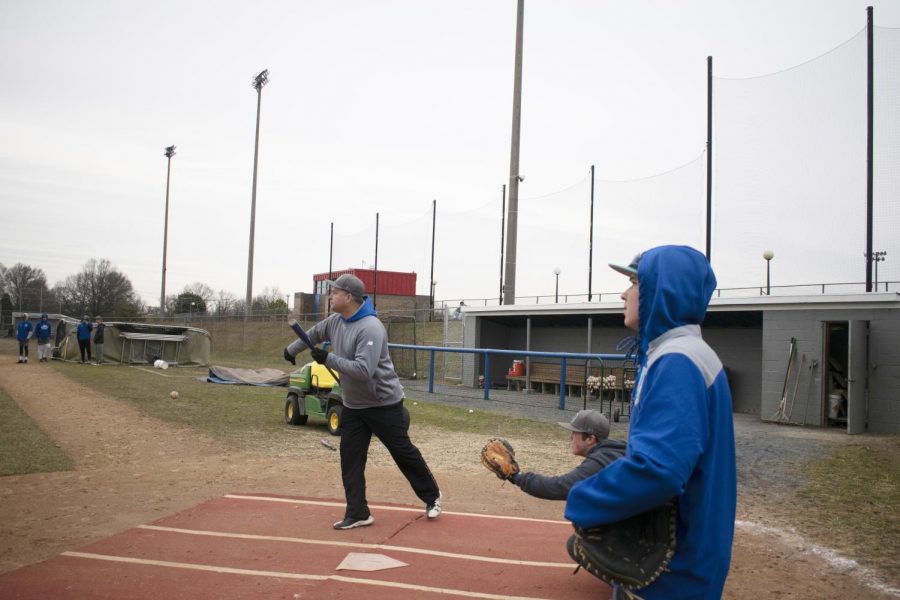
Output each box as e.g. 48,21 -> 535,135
16,316 -> 33,363
35,313 -> 53,362
284,274 -> 441,530
76,315 -> 93,363
565,245 -> 736,600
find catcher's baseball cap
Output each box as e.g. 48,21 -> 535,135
326,274 -> 366,300
558,409 -> 610,439
609,253 -> 642,278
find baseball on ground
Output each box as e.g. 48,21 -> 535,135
170,391 -> 179,399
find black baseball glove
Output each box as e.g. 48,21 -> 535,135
567,500 -> 677,598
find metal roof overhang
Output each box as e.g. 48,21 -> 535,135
462,292 -> 900,328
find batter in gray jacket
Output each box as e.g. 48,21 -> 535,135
284,274 -> 441,530
510,410 -> 625,501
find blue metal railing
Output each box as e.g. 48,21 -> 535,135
388,343 -> 627,410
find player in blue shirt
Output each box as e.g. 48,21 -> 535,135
566,246 -> 736,599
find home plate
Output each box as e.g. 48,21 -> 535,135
335,553 -> 409,572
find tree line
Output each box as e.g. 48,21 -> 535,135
0,259 -> 289,321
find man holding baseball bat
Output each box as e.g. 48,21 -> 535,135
284,274 -> 441,530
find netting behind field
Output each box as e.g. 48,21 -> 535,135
713,27 -> 900,291
874,26 -> 900,288
314,25 -> 900,303
385,314 -> 464,382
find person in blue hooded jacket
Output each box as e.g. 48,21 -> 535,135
35,313 -> 53,362
76,315 -> 93,363
565,245 -> 736,600
16,316 -> 33,363
284,274 -> 441,530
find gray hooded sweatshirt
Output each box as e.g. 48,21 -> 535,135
287,297 -> 403,409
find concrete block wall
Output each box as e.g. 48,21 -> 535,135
763,308 -> 900,434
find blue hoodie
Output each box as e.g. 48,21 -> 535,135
35,317 -> 53,343
16,320 -> 33,342
77,320 -> 93,341
565,246 -> 736,599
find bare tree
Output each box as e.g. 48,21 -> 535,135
213,289 -> 238,315
1,263 -> 49,311
184,282 -> 216,304
56,259 -> 139,317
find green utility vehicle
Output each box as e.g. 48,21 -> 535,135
283,362 -> 343,435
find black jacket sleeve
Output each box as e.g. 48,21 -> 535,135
511,440 -> 627,501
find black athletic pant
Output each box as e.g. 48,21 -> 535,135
339,400 -> 439,520
78,339 -> 91,362
18,342 -> 28,357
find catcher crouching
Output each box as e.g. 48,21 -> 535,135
481,410 -> 625,500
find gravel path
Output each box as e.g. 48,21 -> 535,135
400,379 -> 856,514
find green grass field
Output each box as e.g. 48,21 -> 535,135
0,385 -> 73,476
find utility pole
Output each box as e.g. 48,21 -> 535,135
503,0 -> 524,305
160,145 -> 176,317
246,69 -> 269,319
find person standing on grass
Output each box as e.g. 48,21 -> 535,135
35,313 -> 53,363
283,274 -> 442,530
16,315 -> 33,364
76,315 -> 92,364
93,316 -> 106,364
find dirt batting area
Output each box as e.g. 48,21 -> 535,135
0,357 -> 897,599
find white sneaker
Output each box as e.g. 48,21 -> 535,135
332,515 -> 374,530
426,492 -> 442,519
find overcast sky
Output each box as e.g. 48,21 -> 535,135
2,0 -> 899,309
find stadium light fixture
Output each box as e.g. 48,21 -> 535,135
245,69 -> 269,320
160,145 -> 176,317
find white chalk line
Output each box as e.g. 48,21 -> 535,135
735,520 -> 900,597
138,524 -> 572,569
224,494 -> 569,524
61,551 -> 557,600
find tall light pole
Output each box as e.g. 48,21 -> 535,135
245,68 -> 269,320
160,145 -> 176,317
553,267 -> 561,303
503,0 -> 525,305
763,250 -> 774,295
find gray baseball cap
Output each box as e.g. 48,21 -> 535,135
326,274 -> 366,299
558,409 -> 610,439
609,253 -> 642,278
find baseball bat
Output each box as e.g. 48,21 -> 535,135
287,319 -> 340,383
288,319 -> 315,349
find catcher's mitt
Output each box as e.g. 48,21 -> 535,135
567,500 -> 677,599
480,438 -> 520,480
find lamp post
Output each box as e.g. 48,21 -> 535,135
870,251 -> 887,291
190,301 -> 196,321
763,250 -> 774,295
160,145 -> 176,317
553,267 -> 561,303
245,68 -> 269,320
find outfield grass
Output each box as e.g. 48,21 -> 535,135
795,441 -> 900,580
0,386 -> 74,476
51,358 -> 558,448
